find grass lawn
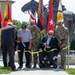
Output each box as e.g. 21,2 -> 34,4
65,68 -> 75,74
0,66 -> 12,74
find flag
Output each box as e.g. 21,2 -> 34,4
3,6 -> 8,27
37,0 -> 44,32
57,0 -> 64,23
0,3 -> 2,29
8,3 -> 12,22
30,0 -> 36,25
3,1 -> 12,28
47,0 -> 54,32
0,12 -> 2,29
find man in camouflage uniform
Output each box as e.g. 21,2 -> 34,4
55,22 -> 69,69
29,20 -> 40,68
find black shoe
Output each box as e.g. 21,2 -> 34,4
4,66 -> 7,67
8,62 -> 10,67
18,66 -> 22,69
12,69 -> 18,71
26,66 -> 31,68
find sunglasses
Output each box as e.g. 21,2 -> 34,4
48,33 -> 53,35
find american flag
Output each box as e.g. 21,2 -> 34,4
30,0 -> 36,25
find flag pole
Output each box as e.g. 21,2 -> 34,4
67,33 -> 70,69
6,0 -> 9,5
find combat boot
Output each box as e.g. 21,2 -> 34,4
33,63 -> 37,68
59,65 -> 66,70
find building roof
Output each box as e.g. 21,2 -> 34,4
0,0 -> 12,1
0,0 -> 15,3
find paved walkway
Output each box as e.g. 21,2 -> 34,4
0,59 -> 74,75
1,69 -> 69,75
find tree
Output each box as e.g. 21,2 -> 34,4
13,19 -> 21,30
22,21 -> 28,26
13,19 -> 28,30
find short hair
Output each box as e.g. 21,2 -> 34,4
30,20 -> 35,26
48,30 -> 54,34
7,22 -> 13,25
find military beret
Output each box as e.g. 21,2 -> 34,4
56,22 -> 64,25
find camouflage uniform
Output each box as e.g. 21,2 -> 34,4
55,26 -> 69,69
30,25 -> 40,67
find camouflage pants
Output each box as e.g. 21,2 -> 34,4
60,49 -> 67,66
31,45 -> 38,66
33,54 -> 38,66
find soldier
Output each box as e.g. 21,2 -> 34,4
29,20 -> 41,68
55,22 -> 69,69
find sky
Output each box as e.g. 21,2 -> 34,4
12,0 -> 75,22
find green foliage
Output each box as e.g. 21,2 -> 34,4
22,21 -> 28,26
70,39 -> 75,50
65,68 -> 75,74
13,20 -> 28,30
13,19 -> 21,30
0,66 -> 12,74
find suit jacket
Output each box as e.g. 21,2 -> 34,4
1,25 -> 15,47
39,36 -> 59,50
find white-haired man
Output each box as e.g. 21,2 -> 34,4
1,22 -> 17,71
39,30 -> 59,68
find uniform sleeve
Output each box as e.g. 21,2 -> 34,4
54,29 -> 59,41
36,28 -> 41,42
29,30 -> 32,40
63,29 -> 69,47
54,29 -> 57,37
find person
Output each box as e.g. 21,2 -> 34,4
39,30 -> 59,68
1,22 -> 17,71
8,25 -> 18,67
13,25 -> 18,51
55,22 -> 69,69
29,20 -> 41,68
17,24 -> 32,69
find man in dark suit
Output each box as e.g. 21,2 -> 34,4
1,22 -> 17,71
39,30 -> 59,68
